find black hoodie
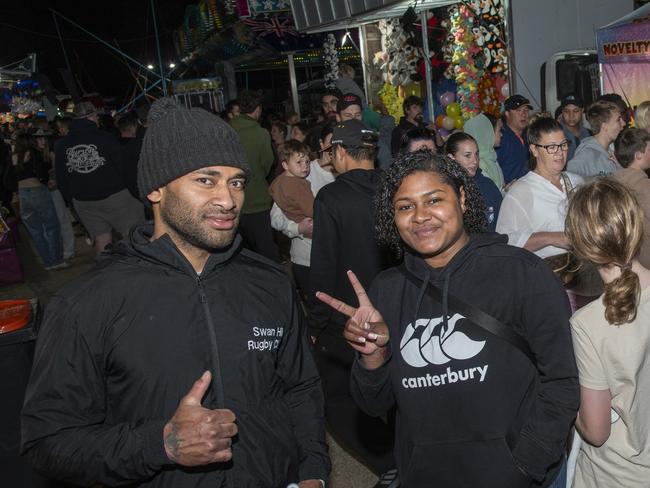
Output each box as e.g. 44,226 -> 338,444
351,233 -> 579,487
54,118 -> 127,202
21,224 -> 330,487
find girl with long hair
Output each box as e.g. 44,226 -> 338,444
566,178 -> 650,487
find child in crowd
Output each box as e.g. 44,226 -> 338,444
269,140 -> 314,235
566,178 -> 650,487
269,137 -> 335,299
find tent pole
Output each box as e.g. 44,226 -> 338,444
150,0 -> 167,96
52,11 -> 73,74
288,53 -> 300,118
358,25 -> 370,104
420,10 -> 434,122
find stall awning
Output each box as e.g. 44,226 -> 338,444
597,3 -> 650,64
289,0 -> 457,33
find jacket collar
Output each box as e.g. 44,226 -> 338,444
107,223 -> 242,277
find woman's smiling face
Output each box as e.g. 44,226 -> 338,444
393,170 -> 469,268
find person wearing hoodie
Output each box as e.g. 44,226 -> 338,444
445,132 -> 502,231
464,112 -> 505,191
230,90 -> 279,262
309,119 -> 397,486
567,100 -> 625,180
54,101 -> 144,255
21,98 -> 329,488
317,150 -> 579,488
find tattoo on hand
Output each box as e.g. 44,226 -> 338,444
164,422 -> 181,461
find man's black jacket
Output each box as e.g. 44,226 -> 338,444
21,225 -> 330,487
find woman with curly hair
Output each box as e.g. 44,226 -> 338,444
566,178 -> 650,487
317,150 -> 578,487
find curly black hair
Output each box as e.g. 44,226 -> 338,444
375,150 -> 487,258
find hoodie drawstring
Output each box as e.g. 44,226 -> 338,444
413,267 -> 431,325
441,271 -> 451,335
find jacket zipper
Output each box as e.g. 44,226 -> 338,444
196,275 -> 233,488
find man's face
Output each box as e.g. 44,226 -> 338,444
405,104 -> 423,122
505,105 -> 530,132
602,110 -> 625,142
339,104 -> 362,121
153,166 -> 247,251
321,95 -> 339,119
332,145 -> 347,173
561,104 -> 583,128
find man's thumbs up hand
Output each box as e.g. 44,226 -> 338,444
163,371 -> 238,466
180,371 -> 212,407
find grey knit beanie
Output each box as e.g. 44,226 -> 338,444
137,98 -> 250,201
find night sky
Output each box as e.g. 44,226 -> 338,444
1,0 -> 194,102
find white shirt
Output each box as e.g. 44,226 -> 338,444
496,171 -> 584,258
270,160 -> 335,266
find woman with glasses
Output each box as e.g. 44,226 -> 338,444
496,117 -> 580,258
496,117 -> 599,310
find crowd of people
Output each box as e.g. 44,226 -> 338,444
3,80 -> 650,488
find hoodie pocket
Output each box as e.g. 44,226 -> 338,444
403,437 -> 531,488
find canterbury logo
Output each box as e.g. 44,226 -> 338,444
399,313 -> 486,368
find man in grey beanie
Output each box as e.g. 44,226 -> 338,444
22,98 -> 330,488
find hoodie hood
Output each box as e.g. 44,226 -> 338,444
464,114 -> 504,190
403,232 -> 508,332
104,223 -> 242,277
572,135 -> 606,157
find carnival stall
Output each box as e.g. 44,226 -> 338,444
173,0 -> 357,117
597,3 -> 650,110
290,0 -> 510,135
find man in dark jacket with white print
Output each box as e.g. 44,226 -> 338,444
21,98 -> 329,488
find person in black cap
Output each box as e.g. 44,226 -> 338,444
496,94 -> 532,184
22,98 -> 330,488
337,93 -> 364,122
309,119 -> 397,486
559,94 -> 591,161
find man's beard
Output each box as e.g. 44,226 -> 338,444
160,188 -> 240,252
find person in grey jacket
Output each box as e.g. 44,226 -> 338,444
567,100 -> 625,179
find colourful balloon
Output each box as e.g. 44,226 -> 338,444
438,128 -> 451,138
436,115 -> 446,128
453,116 -> 464,130
442,116 -> 455,131
501,83 -> 510,98
439,91 -> 455,107
446,102 -> 461,117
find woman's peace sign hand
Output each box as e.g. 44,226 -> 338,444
316,270 -> 389,363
